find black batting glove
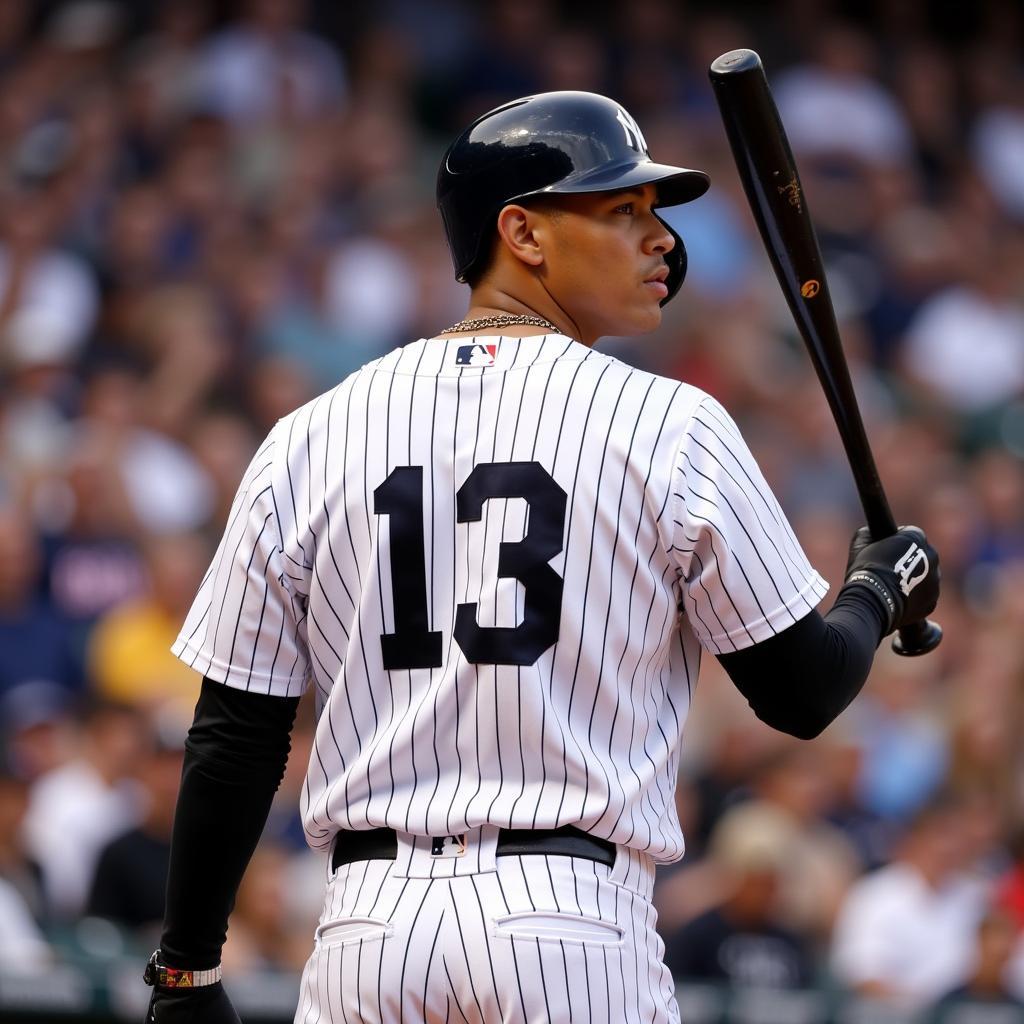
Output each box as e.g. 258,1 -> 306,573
146,984 -> 241,1024
844,525 -> 940,635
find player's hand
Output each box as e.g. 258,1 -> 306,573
146,983 -> 241,1024
844,525 -> 940,635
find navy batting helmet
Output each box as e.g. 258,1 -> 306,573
436,91 -> 710,305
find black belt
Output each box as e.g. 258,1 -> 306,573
331,824 -> 616,871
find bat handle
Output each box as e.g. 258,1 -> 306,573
892,617 -> 942,657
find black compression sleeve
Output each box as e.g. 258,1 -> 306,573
716,582 -> 887,740
160,678 -> 300,970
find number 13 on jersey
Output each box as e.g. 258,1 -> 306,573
374,461 -> 567,670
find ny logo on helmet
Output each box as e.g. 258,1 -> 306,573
615,107 -> 648,154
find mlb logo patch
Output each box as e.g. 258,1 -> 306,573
455,344 -> 497,366
430,834 -> 467,858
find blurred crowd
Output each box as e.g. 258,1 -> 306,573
1,0 -> 1024,1017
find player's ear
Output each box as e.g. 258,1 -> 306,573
495,203 -> 546,269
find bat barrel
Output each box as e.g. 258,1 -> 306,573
709,49 -> 941,658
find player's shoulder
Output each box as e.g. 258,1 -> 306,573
588,347 -> 725,424
269,349 -> 400,441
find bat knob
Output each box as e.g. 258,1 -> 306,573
891,618 -> 942,657
709,49 -> 762,77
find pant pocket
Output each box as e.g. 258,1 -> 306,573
315,915 -> 393,947
492,910 -> 624,946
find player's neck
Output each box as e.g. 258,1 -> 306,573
457,286 -> 589,345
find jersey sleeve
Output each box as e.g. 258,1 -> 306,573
670,396 -> 828,655
171,429 -> 310,697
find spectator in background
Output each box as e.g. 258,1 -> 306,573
831,795 -> 991,1010
229,243 -> 377,392
917,476 -> 986,595
772,22 -> 913,168
316,104 -> 431,360
319,220 -> 418,365
42,1 -> 123,74
866,204 -> 960,367
821,732 -> 895,871
0,307 -> 76,492
0,681 -> 76,784
663,809 -> 815,989
996,829 -> 1024,935
847,647 -> 948,823
87,531 -> 209,719
900,227 -> 1024,439
0,874 -> 51,971
114,283 -> 230,442
42,420 -> 148,625
971,449 -> 1024,566
892,42 -> 962,196
86,712 -> 184,942
651,711 -> 787,939
0,0 -> 31,75
931,911 -> 1024,1020
946,629 -> 1024,824
0,757 -> 45,928
96,182 -> 175,305
187,410 -> 259,529
1002,848 -> 1024,1003
442,0 -> 550,127
0,502 -> 82,698
119,0 -> 211,153
157,116 -> 239,277
971,68 -> 1024,222
244,351 -> 315,432
66,361 -> 215,536
608,0 -> 687,118
196,0 -> 346,128
0,184 -> 99,354
21,698 -> 144,920
704,743 -> 860,945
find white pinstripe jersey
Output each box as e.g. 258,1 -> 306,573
173,334 -> 827,863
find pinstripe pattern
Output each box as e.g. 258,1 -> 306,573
172,333 -> 826,866
295,837 -> 678,1024
173,332 -> 826,1020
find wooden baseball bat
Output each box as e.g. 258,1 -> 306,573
708,48 -> 941,656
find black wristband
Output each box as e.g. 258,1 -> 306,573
845,569 -> 897,631
144,949 -> 222,989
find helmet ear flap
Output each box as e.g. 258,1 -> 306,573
658,215 -> 687,307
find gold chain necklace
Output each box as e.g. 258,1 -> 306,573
440,314 -> 560,334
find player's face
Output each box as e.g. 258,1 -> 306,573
540,184 -> 675,342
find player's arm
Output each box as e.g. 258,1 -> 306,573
145,679 -> 299,1023
672,397 -> 939,740
716,527 -> 939,740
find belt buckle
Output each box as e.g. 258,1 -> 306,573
430,833 -> 467,858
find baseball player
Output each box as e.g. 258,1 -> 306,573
144,92 -> 940,1023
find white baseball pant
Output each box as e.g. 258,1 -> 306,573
294,825 -> 679,1023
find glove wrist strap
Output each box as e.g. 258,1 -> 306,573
144,950 -> 222,989
845,571 -> 897,630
